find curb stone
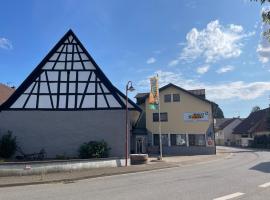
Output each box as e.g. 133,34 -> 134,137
0,163 -> 177,188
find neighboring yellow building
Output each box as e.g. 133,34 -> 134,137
132,83 -> 216,155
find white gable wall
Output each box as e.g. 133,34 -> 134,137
216,119 -> 242,146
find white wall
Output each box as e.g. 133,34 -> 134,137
0,110 -> 127,158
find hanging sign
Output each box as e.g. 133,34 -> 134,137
183,112 -> 209,122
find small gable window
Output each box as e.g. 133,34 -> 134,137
153,112 -> 168,122
164,94 -> 171,103
173,94 -> 180,102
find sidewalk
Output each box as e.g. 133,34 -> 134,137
158,147 -> 232,166
0,148 -> 231,188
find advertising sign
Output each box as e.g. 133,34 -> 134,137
206,123 -> 215,147
183,112 -> 209,122
149,76 -> 159,110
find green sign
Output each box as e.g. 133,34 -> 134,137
149,103 -> 158,110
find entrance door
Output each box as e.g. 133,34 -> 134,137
188,134 -> 196,146
136,136 -> 145,154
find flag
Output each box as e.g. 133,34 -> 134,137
149,76 -> 159,110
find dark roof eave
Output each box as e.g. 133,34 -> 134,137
232,108 -> 270,134
135,83 -> 215,106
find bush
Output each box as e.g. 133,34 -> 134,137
252,135 -> 270,149
79,140 -> 110,159
0,131 -> 17,159
55,154 -> 69,160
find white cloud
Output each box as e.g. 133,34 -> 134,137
0,37 -> 12,50
138,70 -> 270,100
146,57 -> 156,64
216,65 -> 235,74
168,59 -> 179,67
254,21 -> 260,29
196,65 -> 210,74
185,0 -> 197,9
206,81 -> 270,100
229,24 -> 243,33
180,20 -> 254,63
257,44 -> 270,64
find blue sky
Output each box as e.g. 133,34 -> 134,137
0,0 -> 270,117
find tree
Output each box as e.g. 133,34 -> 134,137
253,0 -> 270,40
252,0 -> 270,3
0,131 -> 17,159
267,107 -> 270,129
213,105 -> 224,118
251,106 -> 261,113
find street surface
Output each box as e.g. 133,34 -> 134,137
1,147 -> 270,200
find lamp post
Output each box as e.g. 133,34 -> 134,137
125,81 -> 135,166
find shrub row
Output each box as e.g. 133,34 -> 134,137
0,130 -> 111,160
78,140 -> 111,159
251,135 -> 270,149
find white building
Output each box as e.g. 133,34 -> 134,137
215,118 -> 243,146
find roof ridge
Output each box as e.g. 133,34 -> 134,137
0,83 -> 14,88
233,107 -> 270,134
135,83 -> 214,105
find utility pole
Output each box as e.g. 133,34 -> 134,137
125,81 -> 135,167
157,74 -> 162,160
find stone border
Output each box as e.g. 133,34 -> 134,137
0,158 -> 129,176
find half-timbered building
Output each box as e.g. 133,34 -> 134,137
0,30 -> 141,158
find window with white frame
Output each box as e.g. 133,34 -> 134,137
170,134 -> 186,146
153,112 -> 168,122
164,94 -> 171,103
188,134 -> 206,146
153,134 -> 169,146
173,94 -> 180,102
164,93 -> 180,103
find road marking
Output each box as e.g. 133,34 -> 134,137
259,182 -> 270,188
213,192 -> 245,200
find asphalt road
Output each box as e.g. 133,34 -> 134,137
1,146 -> 270,200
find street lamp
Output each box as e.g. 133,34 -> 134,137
125,81 -> 135,166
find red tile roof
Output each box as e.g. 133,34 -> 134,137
216,118 -> 240,131
0,84 -> 15,105
233,108 -> 270,134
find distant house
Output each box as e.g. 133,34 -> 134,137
0,84 -> 15,105
133,83 -> 216,155
233,108 -> 270,147
214,118 -> 243,146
